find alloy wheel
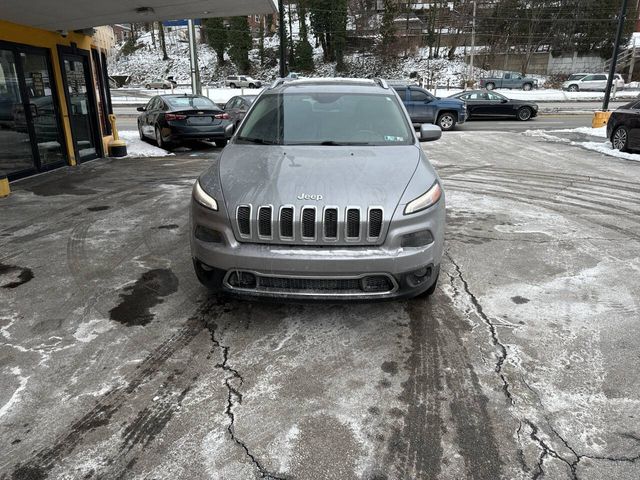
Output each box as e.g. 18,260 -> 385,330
438,114 -> 455,130
517,108 -> 532,121
613,127 -> 628,151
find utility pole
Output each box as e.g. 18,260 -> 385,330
603,0 -> 628,111
468,0 -> 476,88
278,0 -> 286,78
187,18 -> 201,95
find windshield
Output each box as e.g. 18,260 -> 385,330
165,96 -> 217,110
236,92 -> 413,146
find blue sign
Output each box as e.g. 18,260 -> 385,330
162,19 -> 201,27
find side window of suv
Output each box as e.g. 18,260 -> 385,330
593,75 -> 607,81
581,75 -> 594,81
410,89 -> 433,102
393,87 -> 406,100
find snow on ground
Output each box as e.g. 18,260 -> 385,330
119,130 -> 173,157
524,127 -> 640,162
547,126 -> 608,137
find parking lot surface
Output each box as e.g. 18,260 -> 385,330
1,132 -> 640,479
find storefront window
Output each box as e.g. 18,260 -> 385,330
20,51 -> 65,167
0,48 -> 36,176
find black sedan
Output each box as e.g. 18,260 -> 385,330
607,101 -> 640,152
448,90 -> 538,121
223,95 -> 256,129
137,94 -> 231,149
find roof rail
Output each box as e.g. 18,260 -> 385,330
269,78 -> 287,89
373,77 -> 389,89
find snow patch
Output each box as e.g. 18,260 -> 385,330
119,130 -> 174,157
73,318 -> 114,343
0,367 -> 29,419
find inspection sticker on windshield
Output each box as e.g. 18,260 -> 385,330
384,135 -> 404,142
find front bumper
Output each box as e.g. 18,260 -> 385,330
190,198 -> 445,300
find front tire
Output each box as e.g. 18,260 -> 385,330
436,112 -> 456,131
568,84 -> 579,92
523,83 -> 532,91
517,107 -> 532,121
145,83 -> 151,89
486,82 -> 495,90
612,126 -> 629,152
138,123 -> 145,140
248,83 -> 255,88
229,83 -> 236,89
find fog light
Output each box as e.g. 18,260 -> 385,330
406,267 -> 432,287
228,271 -> 257,288
401,230 -> 434,248
195,225 -> 224,243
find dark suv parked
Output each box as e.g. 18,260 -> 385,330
391,83 -> 466,131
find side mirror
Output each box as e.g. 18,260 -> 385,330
419,124 -> 442,142
225,123 -> 235,139
501,99 -> 508,103
136,106 -> 146,112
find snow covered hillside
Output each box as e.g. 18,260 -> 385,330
108,30 -> 489,86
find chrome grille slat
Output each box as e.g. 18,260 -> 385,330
258,206 -> 272,238
323,208 -> 338,239
301,207 -> 316,239
279,207 -> 294,239
237,205 -> 251,236
368,208 -> 383,238
235,204 -> 384,244
346,208 -> 360,239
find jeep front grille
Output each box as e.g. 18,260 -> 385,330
233,204 -> 385,245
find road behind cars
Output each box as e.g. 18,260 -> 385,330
1,130 -> 640,479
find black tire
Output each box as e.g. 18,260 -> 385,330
568,84 -> 579,92
612,126 -> 629,152
145,83 -> 151,89
229,83 -> 236,89
155,125 -> 173,150
193,259 -> 225,292
248,83 -> 255,88
486,82 -> 495,90
436,112 -> 457,131
517,107 -> 532,121
215,139 -> 228,148
523,83 -> 532,91
138,123 -> 145,141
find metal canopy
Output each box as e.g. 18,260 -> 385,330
1,0 -> 277,31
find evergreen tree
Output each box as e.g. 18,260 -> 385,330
228,16 -> 253,73
380,0 -> 397,56
295,1 -> 314,71
203,18 -> 228,65
309,0 -> 347,67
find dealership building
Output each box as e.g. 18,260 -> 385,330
0,0 -> 276,181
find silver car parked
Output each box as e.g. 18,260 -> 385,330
190,78 -> 445,300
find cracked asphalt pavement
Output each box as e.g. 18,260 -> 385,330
1,131 -> 640,480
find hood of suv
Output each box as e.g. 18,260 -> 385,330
218,144 -> 425,213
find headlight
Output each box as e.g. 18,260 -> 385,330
404,182 -> 442,215
193,180 -> 218,211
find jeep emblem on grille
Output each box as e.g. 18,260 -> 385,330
297,193 -> 323,201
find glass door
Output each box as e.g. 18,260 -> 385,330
60,51 -> 101,162
19,50 -> 66,169
0,48 -> 37,177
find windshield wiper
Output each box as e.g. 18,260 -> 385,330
236,137 -> 277,145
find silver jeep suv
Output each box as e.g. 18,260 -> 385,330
190,78 -> 445,300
